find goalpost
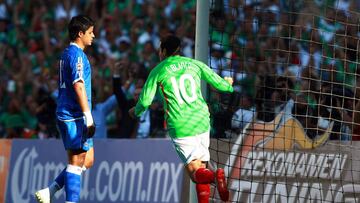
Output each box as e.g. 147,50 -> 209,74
196,0 -> 360,202
192,1 -> 210,202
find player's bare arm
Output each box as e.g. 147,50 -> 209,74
73,81 -> 90,112
73,79 -> 95,136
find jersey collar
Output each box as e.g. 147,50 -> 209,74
70,42 -> 82,49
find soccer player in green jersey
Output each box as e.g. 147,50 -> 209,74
129,35 -> 233,202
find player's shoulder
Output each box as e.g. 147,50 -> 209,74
174,55 -> 198,64
174,55 -> 189,61
69,45 -> 83,55
62,45 -> 83,59
187,57 -> 202,65
153,58 -> 168,71
62,44 -> 75,54
192,58 -> 209,70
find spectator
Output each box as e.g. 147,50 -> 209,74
112,59 -> 154,139
231,92 -> 255,133
34,87 -> 58,139
319,84 -> 354,140
91,58 -> 120,139
0,97 -> 33,138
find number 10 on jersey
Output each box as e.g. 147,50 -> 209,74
170,74 -> 198,104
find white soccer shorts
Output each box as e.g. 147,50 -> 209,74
172,131 -> 210,164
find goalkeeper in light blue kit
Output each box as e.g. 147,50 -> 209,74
35,15 -> 96,203
130,35 -> 233,202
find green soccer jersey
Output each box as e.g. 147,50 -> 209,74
135,55 -> 233,138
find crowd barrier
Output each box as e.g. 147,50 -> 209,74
2,133 -> 359,203
0,139 -> 186,203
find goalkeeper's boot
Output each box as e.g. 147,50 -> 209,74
35,188 -> 51,203
216,168 -> 229,202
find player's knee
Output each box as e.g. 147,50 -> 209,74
187,159 -> 202,168
185,163 -> 197,178
186,160 -> 208,183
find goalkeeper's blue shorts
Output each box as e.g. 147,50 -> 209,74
57,117 -> 93,151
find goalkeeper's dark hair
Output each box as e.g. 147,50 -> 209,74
160,34 -> 181,57
68,15 -> 95,41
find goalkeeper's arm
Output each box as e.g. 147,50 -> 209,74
73,81 -> 95,137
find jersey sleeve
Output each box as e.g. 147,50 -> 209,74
69,52 -> 85,84
195,60 -> 234,92
134,67 -> 160,117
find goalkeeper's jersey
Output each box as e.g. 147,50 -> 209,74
56,43 -> 92,120
135,55 -> 233,138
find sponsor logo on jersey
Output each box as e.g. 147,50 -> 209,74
76,57 -> 83,72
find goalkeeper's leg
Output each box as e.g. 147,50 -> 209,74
35,148 -> 94,203
35,168 -> 65,203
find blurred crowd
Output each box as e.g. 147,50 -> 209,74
210,0 -> 360,140
0,0 -> 197,139
0,0 -> 359,140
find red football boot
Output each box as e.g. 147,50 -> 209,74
216,168 -> 229,202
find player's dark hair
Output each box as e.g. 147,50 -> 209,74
68,15 -> 95,41
160,34 -> 181,57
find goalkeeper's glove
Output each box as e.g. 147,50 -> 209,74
84,111 -> 96,137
